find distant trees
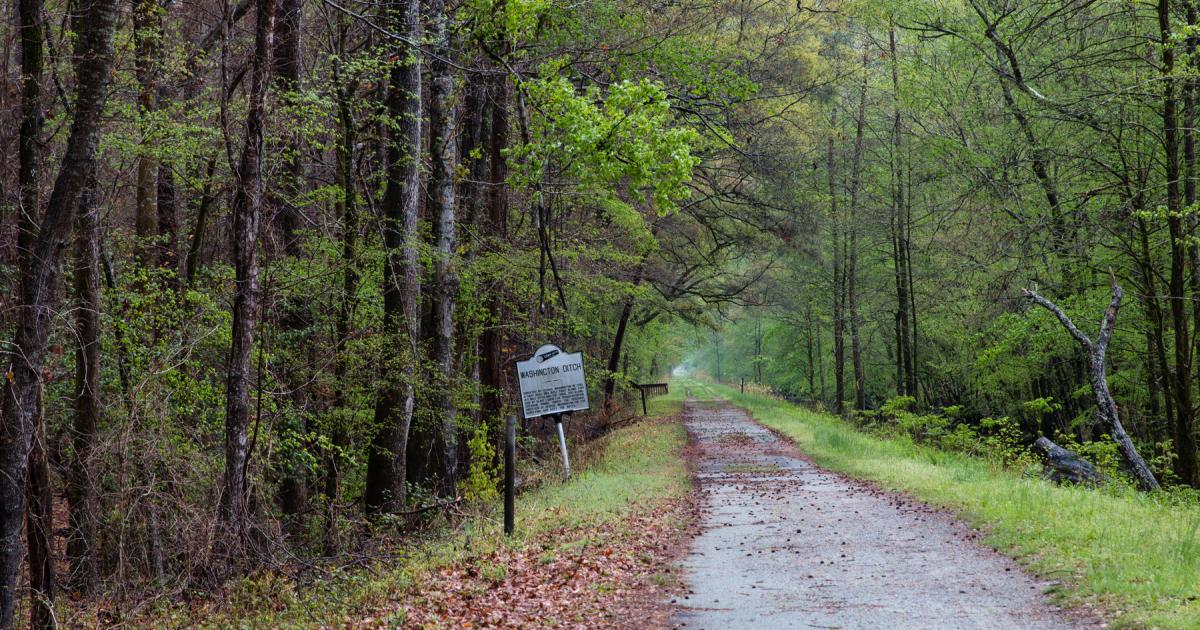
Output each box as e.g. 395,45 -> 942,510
688,1 -> 1200,493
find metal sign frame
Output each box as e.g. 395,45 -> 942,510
515,344 -> 590,419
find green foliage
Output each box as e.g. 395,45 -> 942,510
511,62 -> 702,221
462,420 -> 501,503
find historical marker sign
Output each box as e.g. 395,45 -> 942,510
516,344 -> 589,419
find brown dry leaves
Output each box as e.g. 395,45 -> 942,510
392,499 -> 695,629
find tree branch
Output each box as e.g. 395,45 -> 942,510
1022,288 -> 1092,349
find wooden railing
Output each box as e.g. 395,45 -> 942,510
634,382 -> 670,414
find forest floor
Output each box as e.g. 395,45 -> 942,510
670,396 -> 1095,629
105,395 -> 696,628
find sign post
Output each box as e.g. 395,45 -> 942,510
504,415 -> 516,535
553,414 -> 571,477
516,344 -> 590,479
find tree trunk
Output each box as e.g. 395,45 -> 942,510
889,21 -> 914,399
1024,280 -> 1159,491
428,0 -> 460,491
365,0 -> 422,515
185,156 -> 218,285
805,301 -> 816,396
156,164 -> 180,282
829,131 -> 845,415
26,384 -> 54,630
272,0 -> 308,528
479,71 -> 510,435
1160,0 -> 1200,487
16,0 -> 43,265
324,53 -> 359,553
848,54 -> 868,412
68,170 -> 101,594
222,0 -> 277,550
753,320 -> 763,384
133,0 -> 162,264
905,164 -> 918,399
604,297 -> 637,408
0,0 -> 120,621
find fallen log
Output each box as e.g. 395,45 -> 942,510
1032,437 -> 1106,486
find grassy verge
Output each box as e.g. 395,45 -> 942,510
127,391 -> 690,628
683,379 -> 1200,630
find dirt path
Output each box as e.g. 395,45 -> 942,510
670,398 -> 1094,630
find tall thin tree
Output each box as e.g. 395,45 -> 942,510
365,0 -> 423,514
222,0 -> 277,549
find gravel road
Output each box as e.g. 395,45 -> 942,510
670,398 -> 1095,630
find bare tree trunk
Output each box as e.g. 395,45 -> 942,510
889,21 -> 914,399
816,306 -> 826,401
905,163 -> 918,398
222,0 -> 277,551
1023,278 -> 1160,491
365,0 -> 422,515
26,385 -> 54,630
134,0 -> 162,265
479,71 -> 510,436
0,0 -> 120,621
805,301 -> 816,396
753,320 -> 763,384
185,157 -> 218,285
324,52 -> 359,553
68,170 -> 101,594
847,54 -> 868,412
428,0 -> 460,491
605,297 -> 637,407
16,0 -> 43,265
156,164 -> 180,282
829,131 -> 845,415
272,0 -> 308,528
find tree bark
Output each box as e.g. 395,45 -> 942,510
133,0 -> 162,265
1023,279 -> 1160,491
829,130 -> 845,415
68,170 -> 101,594
26,384 -> 53,628
365,0 -> 422,515
1159,0 -> 1200,487
272,0 -> 308,527
848,54 -> 868,412
16,0 -> 43,265
605,296 -> 637,407
428,0 -> 460,491
26,386 -> 54,630
479,71 -> 510,436
888,22 -> 916,399
325,57 -> 359,551
0,0 -> 120,621
222,0 -> 277,550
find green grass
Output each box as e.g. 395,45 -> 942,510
683,379 -> 1200,629
126,393 -> 690,629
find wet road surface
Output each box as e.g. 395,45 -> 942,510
670,398 -> 1092,630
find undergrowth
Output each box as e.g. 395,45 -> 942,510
88,392 -> 689,629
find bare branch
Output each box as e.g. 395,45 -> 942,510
1095,271 -> 1123,355
1021,288 -> 1092,349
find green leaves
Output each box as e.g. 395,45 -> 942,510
511,64 -> 702,226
